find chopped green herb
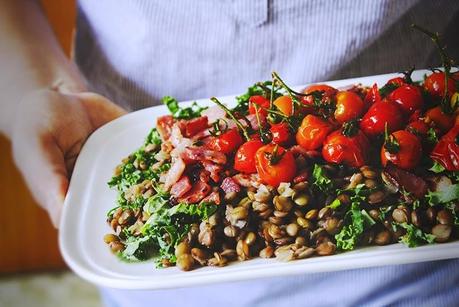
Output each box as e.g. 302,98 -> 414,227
162,96 -> 207,119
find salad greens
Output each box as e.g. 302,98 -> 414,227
108,118 -> 216,266
162,96 -> 208,119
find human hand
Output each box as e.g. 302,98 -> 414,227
10,89 -> 126,227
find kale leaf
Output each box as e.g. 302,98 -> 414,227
312,164 -> 334,194
397,223 -> 436,248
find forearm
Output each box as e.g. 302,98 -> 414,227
0,0 -> 86,137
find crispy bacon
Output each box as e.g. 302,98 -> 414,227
202,106 -> 226,124
226,114 -> 266,132
179,180 -> 211,203
232,173 -> 261,188
220,177 -> 241,194
156,115 -> 174,141
178,116 -> 209,138
293,170 -> 309,184
202,161 -> 223,182
383,164 -> 428,199
181,147 -> 227,165
164,157 -> 186,190
202,190 -> 221,205
170,176 -> 192,198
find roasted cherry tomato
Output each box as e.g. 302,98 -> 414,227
301,84 -> 337,113
296,114 -> 333,150
208,128 -> 243,154
364,83 -> 382,107
388,84 -> 423,115
424,72 -> 456,99
255,144 -> 296,186
430,124 -> 459,171
381,130 -> 422,170
406,120 -> 430,136
249,95 -> 270,117
334,91 -> 365,124
387,77 -> 406,87
360,100 -> 404,137
273,96 -> 294,116
322,128 -> 370,167
425,106 -> 455,133
270,122 -> 291,145
234,139 -> 264,174
303,84 -> 337,96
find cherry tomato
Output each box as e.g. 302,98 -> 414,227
430,124 -> 459,171
234,139 -> 264,174
388,84 -> 423,115
301,84 -> 337,113
424,72 -> 456,99
364,83 -> 382,107
249,95 -> 270,117
273,96 -> 294,116
387,77 -> 406,87
208,128 -> 243,154
270,122 -> 291,145
425,106 -> 455,133
303,84 -> 337,96
406,120 -> 430,136
322,129 -> 370,167
255,144 -> 296,186
360,100 -> 404,137
381,130 -> 422,170
334,91 -> 365,124
296,114 -> 333,150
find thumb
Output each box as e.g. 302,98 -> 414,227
12,129 -> 69,228
76,92 -> 127,129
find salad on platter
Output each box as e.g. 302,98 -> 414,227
103,25 -> 459,271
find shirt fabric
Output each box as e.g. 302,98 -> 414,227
74,1 -> 459,306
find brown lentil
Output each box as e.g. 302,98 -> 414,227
305,209 -> 319,220
176,254 -> 194,271
316,241 -> 336,256
374,230 -> 392,245
104,234 -> 119,244
432,224 -> 452,243
109,241 -> 125,253
236,240 -> 250,260
437,210 -> 453,225
259,246 -> 274,258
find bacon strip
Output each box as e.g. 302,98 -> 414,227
164,157 -> 186,190
179,180 -> 211,204
383,164 -> 428,199
170,176 -> 192,198
181,147 -> 227,165
156,115 -> 174,141
178,116 -> 209,138
202,161 -> 223,182
202,191 -> 221,205
202,106 -> 226,124
220,177 -> 241,194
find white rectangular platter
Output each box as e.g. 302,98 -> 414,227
59,69 -> 459,290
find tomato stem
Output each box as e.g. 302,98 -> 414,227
253,104 -> 272,144
341,120 -> 359,137
383,123 -> 400,154
411,24 -> 455,114
265,144 -> 285,165
211,97 -> 251,141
